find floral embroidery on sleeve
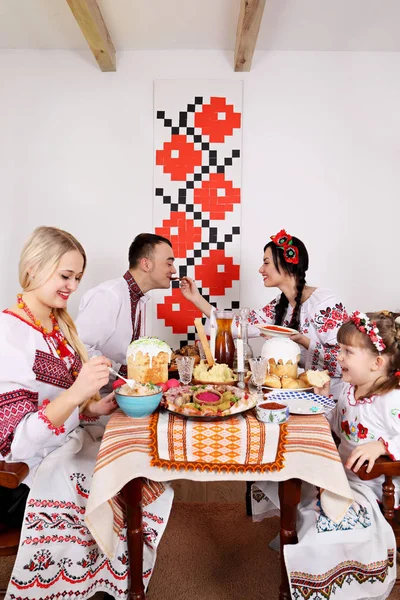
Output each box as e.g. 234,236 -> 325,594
262,299 -> 277,321
313,303 -> 348,334
246,298 -> 278,326
38,399 -> 66,435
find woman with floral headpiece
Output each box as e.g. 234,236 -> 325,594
181,229 -> 348,391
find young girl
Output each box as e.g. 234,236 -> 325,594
0,226 -> 173,600
254,311 -> 400,600
181,229 -> 348,391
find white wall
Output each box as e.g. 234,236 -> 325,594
1,49 -> 399,342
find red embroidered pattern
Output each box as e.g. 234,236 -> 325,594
313,303 -> 349,334
290,549 -> 394,599
0,388 -> 39,456
123,270 -> 144,343
38,400 -> 65,435
33,350 -> 81,389
79,413 -> 99,423
379,437 -> 396,461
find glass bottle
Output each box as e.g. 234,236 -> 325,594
234,307 -> 253,372
215,310 -> 235,368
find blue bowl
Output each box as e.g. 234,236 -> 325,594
115,386 -> 162,418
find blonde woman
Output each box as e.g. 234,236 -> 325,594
0,227 -> 173,599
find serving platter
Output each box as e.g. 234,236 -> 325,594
254,323 -> 298,338
162,384 -> 257,420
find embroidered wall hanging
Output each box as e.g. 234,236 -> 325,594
152,80 -> 243,347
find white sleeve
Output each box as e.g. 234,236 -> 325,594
76,288 -> 121,370
0,322 -> 79,462
379,391 -> 400,460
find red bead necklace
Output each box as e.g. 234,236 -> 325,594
17,293 -> 72,358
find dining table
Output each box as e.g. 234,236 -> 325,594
85,402 -> 353,600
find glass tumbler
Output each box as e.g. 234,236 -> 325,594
176,356 -> 195,385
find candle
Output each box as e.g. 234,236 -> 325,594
236,338 -> 244,373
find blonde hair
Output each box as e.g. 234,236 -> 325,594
337,311 -> 400,398
20,226 -> 98,404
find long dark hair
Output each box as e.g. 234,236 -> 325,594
264,236 -> 309,330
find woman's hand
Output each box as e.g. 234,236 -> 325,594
84,392 -> 117,417
179,277 -> 201,303
290,333 -> 310,349
345,440 -> 388,473
179,277 -> 213,318
72,356 -> 111,404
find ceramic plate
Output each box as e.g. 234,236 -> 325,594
254,323 -> 298,338
262,385 -> 313,392
267,390 -> 335,414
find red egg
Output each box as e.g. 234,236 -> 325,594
112,379 -> 126,390
167,379 -> 180,388
156,382 -> 169,393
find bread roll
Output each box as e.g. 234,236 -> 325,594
264,374 -> 281,388
281,376 -> 300,389
306,370 -> 330,387
298,372 -> 311,387
269,362 -> 298,379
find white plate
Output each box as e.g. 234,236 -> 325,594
266,390 -> 335,414
254,323 -> 298,338
263,385 -> 313,392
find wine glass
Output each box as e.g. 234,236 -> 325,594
176,356 -> 195,385
249,357 -> 268,398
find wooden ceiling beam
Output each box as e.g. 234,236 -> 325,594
66,0 -> 116,72
234,0 -> 266,72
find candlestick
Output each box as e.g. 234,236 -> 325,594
236,338 -> 244,373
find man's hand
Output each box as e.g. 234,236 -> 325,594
345,440 -> 388,473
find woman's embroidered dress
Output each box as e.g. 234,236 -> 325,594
244,287 -> 348,391
252,383 -> 400,600
0,311 -> 173,600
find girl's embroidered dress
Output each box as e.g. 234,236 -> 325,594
0,311 -> 173,600
252,383 -> 400,600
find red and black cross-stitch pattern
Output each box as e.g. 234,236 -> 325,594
154,89 -> 243,346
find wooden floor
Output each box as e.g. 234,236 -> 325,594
171,480 -> 246,502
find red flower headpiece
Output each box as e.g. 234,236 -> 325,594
270,229 -> 299,264
351,311 -> 386,353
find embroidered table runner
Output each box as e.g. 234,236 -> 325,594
86,410 -> 353,559
150,410 -> 285,473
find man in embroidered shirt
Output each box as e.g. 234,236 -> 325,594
76,233 -> 176,380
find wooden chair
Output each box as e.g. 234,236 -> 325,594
357,455 -> 400,550
0,461 -> 29,598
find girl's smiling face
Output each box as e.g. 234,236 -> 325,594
338,343 -> 381,388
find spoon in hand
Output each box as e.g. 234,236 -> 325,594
108,367 -> 138,390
